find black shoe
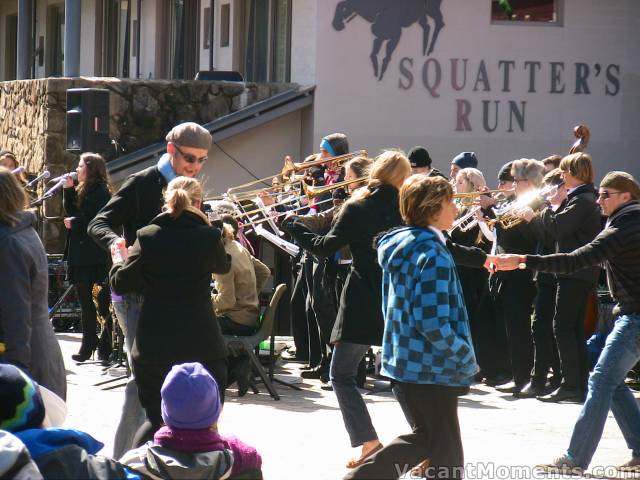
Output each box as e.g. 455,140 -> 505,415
301,366 -> 328,379
514,381 -> 547,399
71,348 -> 96,363
320,371 -> 330,383
484,374 -> 512,387
495,381 -> 524,394
537,386 -> 585,403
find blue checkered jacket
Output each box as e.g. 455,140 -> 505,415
377,226 -> 478,386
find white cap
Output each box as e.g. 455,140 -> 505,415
39,385 -> 67,428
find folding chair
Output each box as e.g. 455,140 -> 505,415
223,284 -> 287,401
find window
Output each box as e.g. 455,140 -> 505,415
271,0 -> 291,82
491,0 -> 560,24
220,3 -> 230,47
241,0 -> 291,82
46,4 -> 65,76
203,7 -> 211,49
4,14 -> 18,80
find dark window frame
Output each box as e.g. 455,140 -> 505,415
491,0 -> 563,26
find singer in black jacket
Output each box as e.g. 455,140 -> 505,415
62,153 -> 112,362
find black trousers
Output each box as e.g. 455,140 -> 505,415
290,260 -> 310,361
554,278 -> 592,391
532,280 -> 561,383
474,288 -> 510,380
303,256 -> 322,367
498,273 -> 536,386
311,260 -> 338,356
74,282 -> 110,352
345,383 -> 468,480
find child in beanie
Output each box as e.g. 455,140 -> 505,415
121,362 -> 262,479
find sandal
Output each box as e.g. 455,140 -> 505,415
410,459 -> 431,478
345,443 -> 383,469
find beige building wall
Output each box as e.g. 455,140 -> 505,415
312,0 -> 640,180
200,109 -> 304,197
290,0 -> 316,86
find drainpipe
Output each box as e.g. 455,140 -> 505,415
17,0 -> 33,79
136,0 -> 141,78
63,0 -> 81,77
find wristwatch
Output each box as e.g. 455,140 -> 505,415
518,256 -> 527,270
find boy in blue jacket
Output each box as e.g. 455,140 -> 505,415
345,175 -> 478,480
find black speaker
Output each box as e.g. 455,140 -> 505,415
66,88 -> 110,153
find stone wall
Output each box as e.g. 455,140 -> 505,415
0,77 -> 297,252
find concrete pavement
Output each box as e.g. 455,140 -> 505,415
57,333 -> 636,479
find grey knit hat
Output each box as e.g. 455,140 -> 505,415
165,122 -> 212,150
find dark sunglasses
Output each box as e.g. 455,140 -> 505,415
173,144 -> 208,164
598,191 -> 624,199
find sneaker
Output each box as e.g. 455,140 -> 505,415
535,454 -> 583,475
617,457 -> 640,472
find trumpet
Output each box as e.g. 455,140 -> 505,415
302,176 -> 367,198
449,206 -> 482,233
485,184 -> 558,229
453,188 -> 514,205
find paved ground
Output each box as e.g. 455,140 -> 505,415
57,333 -> 638,479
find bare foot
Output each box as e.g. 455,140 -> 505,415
345,440 -> 383,469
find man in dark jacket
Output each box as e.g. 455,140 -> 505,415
518,153 -> 602,402
498,171 -> 640,475
88,122 -> 212,458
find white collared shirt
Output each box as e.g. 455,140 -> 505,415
428,226 -> 447,245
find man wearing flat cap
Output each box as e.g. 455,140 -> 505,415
88,121 -> 211,458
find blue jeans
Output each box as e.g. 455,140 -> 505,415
330,342 -> 378,447
567,314 -> 640,468
112,293 -> 146,459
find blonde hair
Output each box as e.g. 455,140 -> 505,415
163,176 -> 208,223
344,156 -> 372,179
543,167 -> 564,187
456,168 -> 486,193
511,159 -> 545,187
400,175 -> 453,228
560,152 -> 594,184
348,150 -> 411,204
0,167 -> 28,226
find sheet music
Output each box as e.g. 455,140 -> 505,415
255,223 -> 299,257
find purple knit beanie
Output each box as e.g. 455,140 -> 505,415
161,362 -> 221,429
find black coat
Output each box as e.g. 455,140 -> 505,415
63,183 -> 111,267
109,212 -> 231,363
283,184 -> 402,346
530,183 -> 602,284
89,165 -> 167,250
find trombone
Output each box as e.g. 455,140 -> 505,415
231,175 -> 368,220
225,150 -> 368,195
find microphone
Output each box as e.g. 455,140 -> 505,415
42,172 -> 78,198
26,170 -> 50,188
11,166 -> 25,175
48,172 -> 78,183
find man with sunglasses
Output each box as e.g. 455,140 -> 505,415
88,121 -> 211,458
498,171 -> 640,475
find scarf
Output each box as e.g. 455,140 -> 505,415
154,426 -> 228,453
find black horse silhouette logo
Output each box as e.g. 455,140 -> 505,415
332,0 -> 445,81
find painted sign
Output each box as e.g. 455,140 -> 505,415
331,1 -> 621,134
332,0 -> 445,81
